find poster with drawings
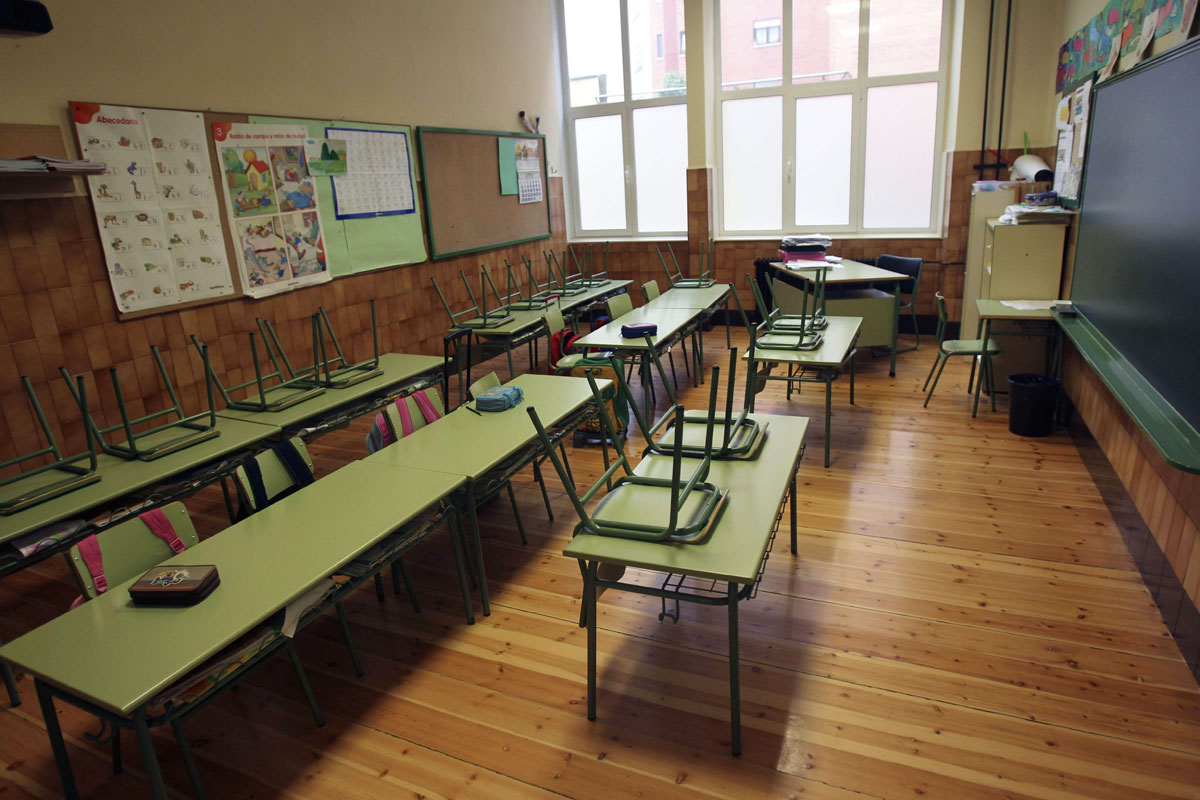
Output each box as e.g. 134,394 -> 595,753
72,103 -> 234,313
212,121 -> 330,297
326,126 -> 415,218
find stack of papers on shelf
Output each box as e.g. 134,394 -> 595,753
1000,300 -> 1059,310
780,234 -> 834,250
998,203 -> 1074,224
0,157 -> 49,173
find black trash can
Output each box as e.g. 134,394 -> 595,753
1007,374 -> 1060,437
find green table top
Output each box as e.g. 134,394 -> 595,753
976,299 -> 1057,321
362,373 -> 605,480
216,352 -> 442,428
563,413 -> 809,584
465,280 -> 632,338
575,306 -> 702,351
643,284 -> 730,311
0,461 -> 463,716
0,416 -> 281,545
743,316 -> 862,367
769,259 -> 905,284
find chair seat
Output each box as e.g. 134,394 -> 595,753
942,338 -> 1000,355
556,352 -> 585,371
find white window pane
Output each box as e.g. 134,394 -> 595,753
863,83 -> 938,229
633,104 -> 688,232
795,94 -> 851,226
868,0 -> 943,77
628,0 -> 687,100
574,115 -> 627,231
720,0 -> 783,90
722,96 -> 782,231
792,0 -> 858,84
564,0 -> 625,106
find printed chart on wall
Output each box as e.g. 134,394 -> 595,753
211,121 -> 331,298
72,103 -> 235,313
250,115 -> 427,276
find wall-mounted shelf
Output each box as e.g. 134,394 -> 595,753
0,122 -> 85,198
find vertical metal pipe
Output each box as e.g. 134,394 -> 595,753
996,0 -> 1013,178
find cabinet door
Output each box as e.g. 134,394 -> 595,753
988,225 -> 1066,300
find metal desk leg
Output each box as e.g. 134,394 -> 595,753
506,343 -> 516,382
36,680 -> 79,800
466,482 -> 491,617
725,296 -> 731,348
585,561 -> 598,721
1,635 -> 19,706
972,319 -> 991,418
824,370 -> 833,468
132,707 -> 168,800
889,280 -> 900,377
728,582 -> 742,756
640,351 -> 651,416
790,471 -> 798,555
448,507 -> 475,625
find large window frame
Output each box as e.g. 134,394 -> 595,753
715,0 -> 953,238
557,0 -> 689,239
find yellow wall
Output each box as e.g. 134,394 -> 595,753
0,0 -> 563,173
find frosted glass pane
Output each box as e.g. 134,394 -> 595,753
574,115 -> 627,231
564,0 -> 625,106
795,94 -> 851,226
722,96 -> 782,231
863,83 -> 938,229
792,0 -> 858,84
720,0 -> 783,90
633,104 -> 688,232
868,0 -> 943,77
628,0 -> 687,100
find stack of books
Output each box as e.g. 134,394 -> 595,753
998,203 -> 1074,225
778,234 -> 834,263
0,157 -> 48,173
0,155 -> 104,174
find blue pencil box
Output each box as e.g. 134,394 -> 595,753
475,385 -> 524,412
621,322 -> 657,338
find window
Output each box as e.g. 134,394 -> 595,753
680,30 -> 686,53
718,0 -> 950,235
559,0 -> 688,236
754,19 -> 782,45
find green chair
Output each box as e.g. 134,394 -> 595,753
657,241 -> 715,288
923,292 -> 1000,417
876,254 -> 924,352
568,242 -> 610,287
544,304 -> 585,373
192,321 -> 325,413
544,250 -> 586,295
65,502 -> 326,798
233,438 -> 375,678
289,301 -> 382,389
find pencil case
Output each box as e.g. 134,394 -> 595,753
621,323 -> 657,338
475,385 -> 524,412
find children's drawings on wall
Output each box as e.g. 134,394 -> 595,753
1059,0 -> 1188,92
212,122 -> 331,297
73,103 -> 234,313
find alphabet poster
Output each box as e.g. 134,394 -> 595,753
72,103 -> 235,313
212,121 -> 331,297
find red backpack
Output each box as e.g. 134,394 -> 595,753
549,328 -> 581,369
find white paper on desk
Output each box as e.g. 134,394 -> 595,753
1001,300 -> 1057,311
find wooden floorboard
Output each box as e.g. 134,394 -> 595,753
1,326 -> 1198,798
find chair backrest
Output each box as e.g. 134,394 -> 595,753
933,292 -> 949,344
876,254 -> 923,296
642,280 -> 661,302
67,502 -> 199,601
235,437 -> 314,513
544,303 -> 565,336
608,293 -> 633,319
381,387 -> 443,443
469,371 -> 501,400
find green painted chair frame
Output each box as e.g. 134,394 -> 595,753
657,240 -> 716,289
501,259 -> 550,310
62,502 -> 327,800
731,279 -> 824,352
568,242 -> 610,287
0,376 -> 99,516
528,373 -> 726,544
192,319 -> 325,413
610,341 -> 765,461
544,249 -> 586,295
431,268 -> 514,330
285,300 -> 382,389
923,292 -> 1001,417
751,269 -> 829,340
522,255 -> 560,302
62,344 -> 219,462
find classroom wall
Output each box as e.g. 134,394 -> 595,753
0,1 -> 569,464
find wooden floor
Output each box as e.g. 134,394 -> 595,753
2,327 -> 1199,799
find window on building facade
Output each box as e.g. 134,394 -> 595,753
719,0 -> 949,235
560,0 -> 688,236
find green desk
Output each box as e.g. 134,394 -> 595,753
0,460 -> 464,800
769,260 -> 904,377
642,283 -> 733,355
576,305 -> 710,414
363,373 -> 607,619
743,315 -> 861,467
564,413 -> 808,755
448,280 -> 632,397
217,352 -> 444,434
973,299 -> 1061,417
